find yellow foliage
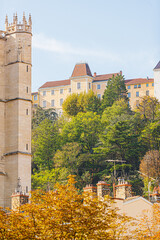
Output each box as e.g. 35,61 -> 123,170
0,176 -> 131,239
134,203 -> 160,240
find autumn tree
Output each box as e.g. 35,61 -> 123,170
62,90 -> 101,116
136,96 -> 160,122
0,176 -> 130,240
101,74 -> 128,110
135,204 -> 160,239
140,150 -> 160,180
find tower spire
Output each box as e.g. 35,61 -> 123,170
5,15 -> 8,31
23,12 -> 26,25
28,13 -> 32,25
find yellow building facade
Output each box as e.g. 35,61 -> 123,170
36,63 -> 121,114
33,63 -> 154,113
126,78 -> 154,109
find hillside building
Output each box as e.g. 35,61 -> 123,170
33,63 -> 154,112
154,61 -> 160,101
0,13 -> 32,208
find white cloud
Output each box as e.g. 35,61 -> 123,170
32,33 -> 120,62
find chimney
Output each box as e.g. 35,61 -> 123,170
83,184 -> 97,199
94,72 -> 96,77
83,184 -> 97,194
97,181 -> 110,199
11,178 -> 29,210
115,178 -> 132,199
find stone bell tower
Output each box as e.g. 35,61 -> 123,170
0,13 -> 32,208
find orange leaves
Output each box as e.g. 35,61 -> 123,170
0,176 -> 130,239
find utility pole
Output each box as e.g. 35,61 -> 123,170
105,159 -> 126,197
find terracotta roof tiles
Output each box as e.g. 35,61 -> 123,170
71,63 -> 92,77
93,72 -> 119,82
125,78 -> 154,85
39,79 -> 70,89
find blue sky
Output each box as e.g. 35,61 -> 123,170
1,0 -> 160,92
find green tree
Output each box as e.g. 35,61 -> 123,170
32,106 -> 57,129
101,99 -> 131,125
32,119 -> 60,171
31,167 -> 70,190
54,142 -> 107,189
140,121 -> 160,151
61,111 -> 102,153
101,74 -> 128,110
100,98 -> 144,170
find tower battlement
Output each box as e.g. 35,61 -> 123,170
5,13 -> 32,34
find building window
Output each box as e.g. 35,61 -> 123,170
138,84 -> 141,88
89,83 -> 91,89
97,84 -> 101,90
43,91 -> 46,96
51,100 -> 55,107
146,83 -> 149,87
43,100 -> 46,108
152,83 -> 154,86
26,109 -> 28,115
34,104 -> 38,108
26,87 -> 28,93
26,144 -> 28,151
77,83 -> 81,89
26,65 -> 28,72
136,92 -> 139,97
69,88 -> 71,93
34,95 -> 38,101
146,90 -> 149,96
134,85 -> 137,88
60,89 -> 63,94
60,98 -> 63,106
51,90 -> 54,95
127,86 -> 131,89
97,94 -> 101,99
128,92 -> 131,98
26,186 -> 28,193
136,100 -> 139,107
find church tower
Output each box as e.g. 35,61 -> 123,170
0,13 -> 32,208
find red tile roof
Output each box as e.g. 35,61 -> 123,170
125,78 -> 154,85
93,72 -> 120,81
71,63 -> 92,77
154,61 -> 160,70
39,79 -> 70,89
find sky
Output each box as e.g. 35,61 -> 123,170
0,0 -> 160,92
